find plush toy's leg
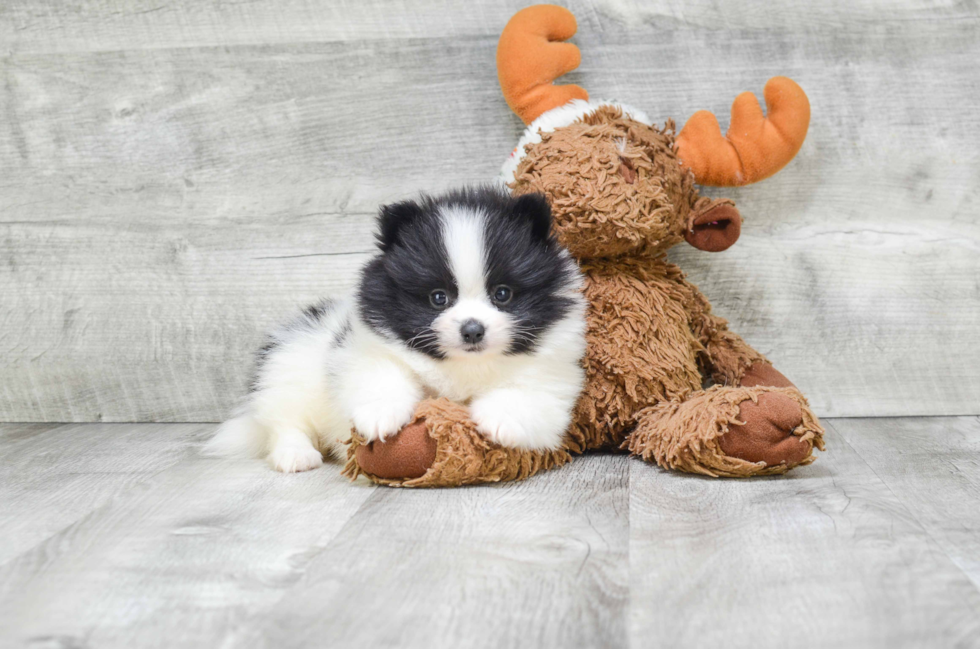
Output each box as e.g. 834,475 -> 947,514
626,385 -> 824,477
738,361 -> 795,388
343,398 -> 572,487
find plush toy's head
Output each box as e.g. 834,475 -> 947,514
496,5 -> 810,261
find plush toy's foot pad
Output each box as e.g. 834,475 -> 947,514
628,385 -> 824,478
354,420 -> 437,480
344,398 -> 572,487
718,392 -> 811,466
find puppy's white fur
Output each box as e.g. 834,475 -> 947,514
209,201 -> 586,472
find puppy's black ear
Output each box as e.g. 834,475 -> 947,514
511,192 -> 552,241
376,199 -> 425,252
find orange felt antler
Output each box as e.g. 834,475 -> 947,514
676,77 -> 810,187
497,5 -> 589,125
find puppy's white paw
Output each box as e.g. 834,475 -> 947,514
471,391 -> 567,451
471,407 -> 534,449
351,399 -> 418,442
268,439 -> 323,473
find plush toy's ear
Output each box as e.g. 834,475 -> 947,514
685,200 -> 742,252
376,199 -> 425,252
511,192 -> 553,241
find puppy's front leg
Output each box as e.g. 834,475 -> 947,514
268,426 -> 324,473
341,358 -> 422,442
470,387 -> 572,451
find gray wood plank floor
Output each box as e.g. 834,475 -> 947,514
1,418 -> 978,648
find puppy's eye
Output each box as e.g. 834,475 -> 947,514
429,289 -> 449,309
492,285 -> 513,305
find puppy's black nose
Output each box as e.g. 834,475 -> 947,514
460,319 -> 485,345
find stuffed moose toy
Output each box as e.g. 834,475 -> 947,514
345,4 -> 825,486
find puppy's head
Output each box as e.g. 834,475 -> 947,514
359,186 -> 581,359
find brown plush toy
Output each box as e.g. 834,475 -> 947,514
344,5 -> 825,486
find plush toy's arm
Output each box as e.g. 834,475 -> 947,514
698,312 -> 770,385
684,281 -> 786,387
345,398 -> 571,487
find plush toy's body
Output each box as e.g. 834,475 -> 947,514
344,5 -> 824,486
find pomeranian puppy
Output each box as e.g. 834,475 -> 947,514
208,186 -> 586,472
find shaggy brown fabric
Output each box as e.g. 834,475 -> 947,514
569,256 -> 707,451
345,103 -> 824,486
343,398 -> 570,488
512,109 -> 698,259
683,282 -> 769,388
627,386 -> 824,477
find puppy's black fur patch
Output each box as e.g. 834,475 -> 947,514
481,191 -> 577,354
359,185 -> 578,358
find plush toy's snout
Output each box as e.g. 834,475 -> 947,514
686,201 -> 742,252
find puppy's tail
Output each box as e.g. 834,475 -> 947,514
203,413 -> 267,458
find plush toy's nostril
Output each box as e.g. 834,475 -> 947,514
693,219 -> 729,231
460,319 -> 486,345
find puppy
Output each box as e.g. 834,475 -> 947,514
208,186 -> 587,472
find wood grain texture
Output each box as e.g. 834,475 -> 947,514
832,416 -> 980,590
629,421 -> 980,648
3,0 -> 978,54
0,427 -> 376,647
0,429 -> 628,649
2,419 -> 980,648
235,455 -> 629,649
0,422 -> 207,565
0,422 -> 62,443
0,0 -> 524,53
0,219 -> 373,422
1,0 -> 979,421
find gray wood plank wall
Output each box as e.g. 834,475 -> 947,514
1,0 -> 978,422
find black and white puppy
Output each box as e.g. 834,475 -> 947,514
209,186 -> 587,472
